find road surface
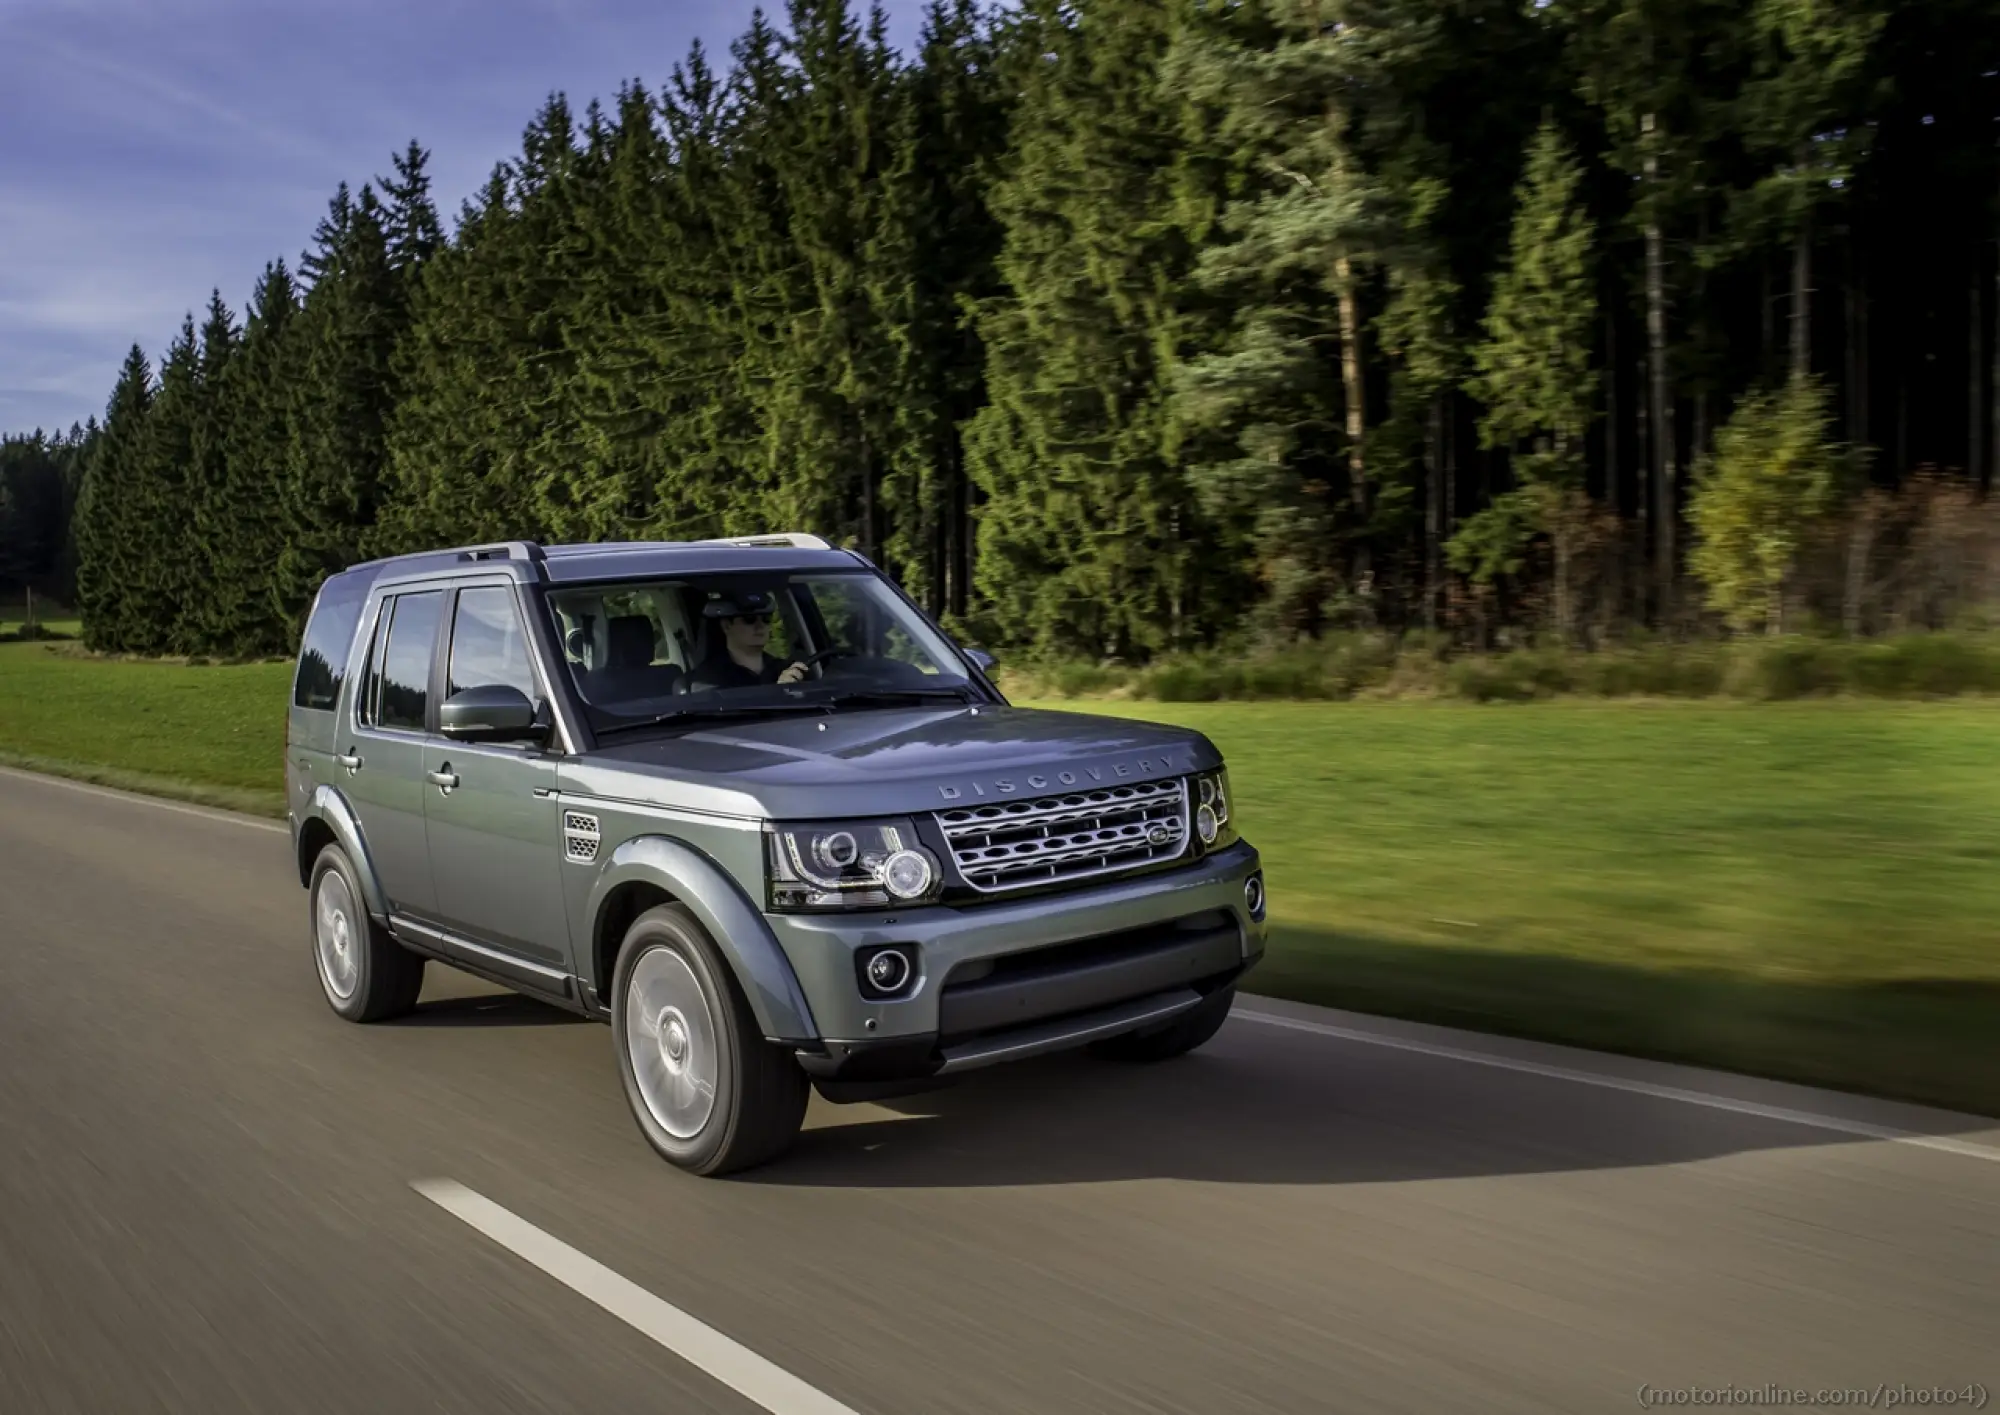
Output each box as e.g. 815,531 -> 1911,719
1,765 -> 1993,1414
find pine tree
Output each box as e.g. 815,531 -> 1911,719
72,348 -> 151,651
1458,116 -> 1599,640
183,290 -> 241,653
121,316 -> 200,656
201,262 -> 301,656
278,186 -> 402,635
965,0 -> 1218,658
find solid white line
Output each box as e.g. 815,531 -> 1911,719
1235,1008 -> 2000,1165
412,1179 -> 862,1415
0,763 -> 287,834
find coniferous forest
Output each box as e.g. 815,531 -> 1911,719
10,0 -> 2000,662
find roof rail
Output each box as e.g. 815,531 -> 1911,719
451,540 -> 545,564
696,532 -> 834,552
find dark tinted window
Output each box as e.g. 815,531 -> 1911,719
447,587 -> 539,701
292,575 -> 368,711
374,592 -> 443,732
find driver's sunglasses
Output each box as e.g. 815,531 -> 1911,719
730,612 -> 776,625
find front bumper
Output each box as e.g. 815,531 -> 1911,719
769,840 -> 1266,1085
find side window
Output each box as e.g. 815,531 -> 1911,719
293,576 -> 367,710
447,587 -> 540,701
364,591 -> 443,732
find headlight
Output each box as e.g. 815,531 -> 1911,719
766,819 -> 943,911
1192,768 -> 1238,853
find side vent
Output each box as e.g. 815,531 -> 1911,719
563,812 -> 601,864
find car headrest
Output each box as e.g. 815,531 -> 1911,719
604,615 -> 656,671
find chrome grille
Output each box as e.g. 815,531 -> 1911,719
936,778 -> 1190,895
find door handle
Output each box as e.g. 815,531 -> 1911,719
427,767 -> 459,791
336,751 -> 363,771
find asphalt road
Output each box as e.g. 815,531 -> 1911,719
1,766 -> 1995,1415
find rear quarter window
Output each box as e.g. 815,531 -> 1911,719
293,576 -> 368,711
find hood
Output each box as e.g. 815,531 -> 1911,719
561,704 -> 1221,820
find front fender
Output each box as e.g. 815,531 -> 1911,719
304,784 -> 391,923
587,836 -> 819,1044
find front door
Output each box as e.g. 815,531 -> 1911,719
422,584 -> 573,974
339,587 -> 447,918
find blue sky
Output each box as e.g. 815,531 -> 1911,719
0,0 -> 933,436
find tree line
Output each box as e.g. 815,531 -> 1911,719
18,0 -> 2000,662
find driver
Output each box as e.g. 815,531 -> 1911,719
687,588 -> 810,689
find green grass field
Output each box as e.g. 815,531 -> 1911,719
4,635 -> 1996,1115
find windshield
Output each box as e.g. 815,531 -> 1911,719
545,570 -> 976,732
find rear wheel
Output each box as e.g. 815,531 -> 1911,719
610,903 -> 809,1176
308,843 -> 424,1022
1090,985 -> 1236,1063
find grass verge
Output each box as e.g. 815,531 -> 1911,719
4,636 -> 1995,1116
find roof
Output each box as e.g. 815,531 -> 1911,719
333,534 -> 871,591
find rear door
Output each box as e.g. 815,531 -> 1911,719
338,585 -> 448,919
421,582 -> 573,977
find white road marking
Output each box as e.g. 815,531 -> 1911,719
1236,1006 -> 2000,1165
412,1178 -> 863,1415
0,764 -> 287,834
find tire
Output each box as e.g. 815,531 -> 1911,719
1089,984 -> 1237,1063
308,843 -> 425,1022
610,903 -> 809,1177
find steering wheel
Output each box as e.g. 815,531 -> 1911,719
786,647 -> 849,680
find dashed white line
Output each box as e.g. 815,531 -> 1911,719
0,764 -> 287,834
1235,1007 -> 2000,1165
412,1178 -> 862,1415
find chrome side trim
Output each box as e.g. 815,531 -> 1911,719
390,916 -> 573,992
934,987 -> 1202,1074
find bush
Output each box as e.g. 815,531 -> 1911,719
997,630 -> 2000,704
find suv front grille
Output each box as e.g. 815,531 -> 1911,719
936,777 -> 1190,895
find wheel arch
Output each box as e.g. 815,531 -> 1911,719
586,835 -> 819,1045
299,785 -> 390,923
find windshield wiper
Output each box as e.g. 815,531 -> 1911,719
593,702 -> 829,738
815,687 -> 977,710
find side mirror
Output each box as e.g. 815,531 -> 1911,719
439,684 -> 545,743
963,647 -> 997,675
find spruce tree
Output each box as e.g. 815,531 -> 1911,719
278,186 -> 401,635
183,290 -> 241,653
1458,117 -> 1599,640
123,317 -> 200,656
72,348 -> 152,651
965,0 -> 1218,658
201,262 -> 300,656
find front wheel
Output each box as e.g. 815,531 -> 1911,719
610,903 -> 809,1176
1089,985 -> 1236,1063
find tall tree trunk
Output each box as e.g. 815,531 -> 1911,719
1792,152 -> 1812,381
1636,336 -> 1651,622
1425,391 -> 1442,632
1972,265 -> 1986,489
1335,250 -> 1369,593
1605,301 -> 1620,516
1761,259 -> 1775,383
1643,111 -> 1675,626
1694,203 -> 1710,463
1846,236 -> 1865,446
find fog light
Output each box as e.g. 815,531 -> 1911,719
1244,873 -> 1266,921
881,848 -> 936,901
861,947 -> 913,995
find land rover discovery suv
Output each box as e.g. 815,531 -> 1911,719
286,534 -> 1267,1175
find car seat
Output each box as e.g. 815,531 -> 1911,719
583,614 -> 683,704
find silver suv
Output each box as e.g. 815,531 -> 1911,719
286,535 -> 1267,1175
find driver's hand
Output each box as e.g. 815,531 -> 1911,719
778,662 -> 808,684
